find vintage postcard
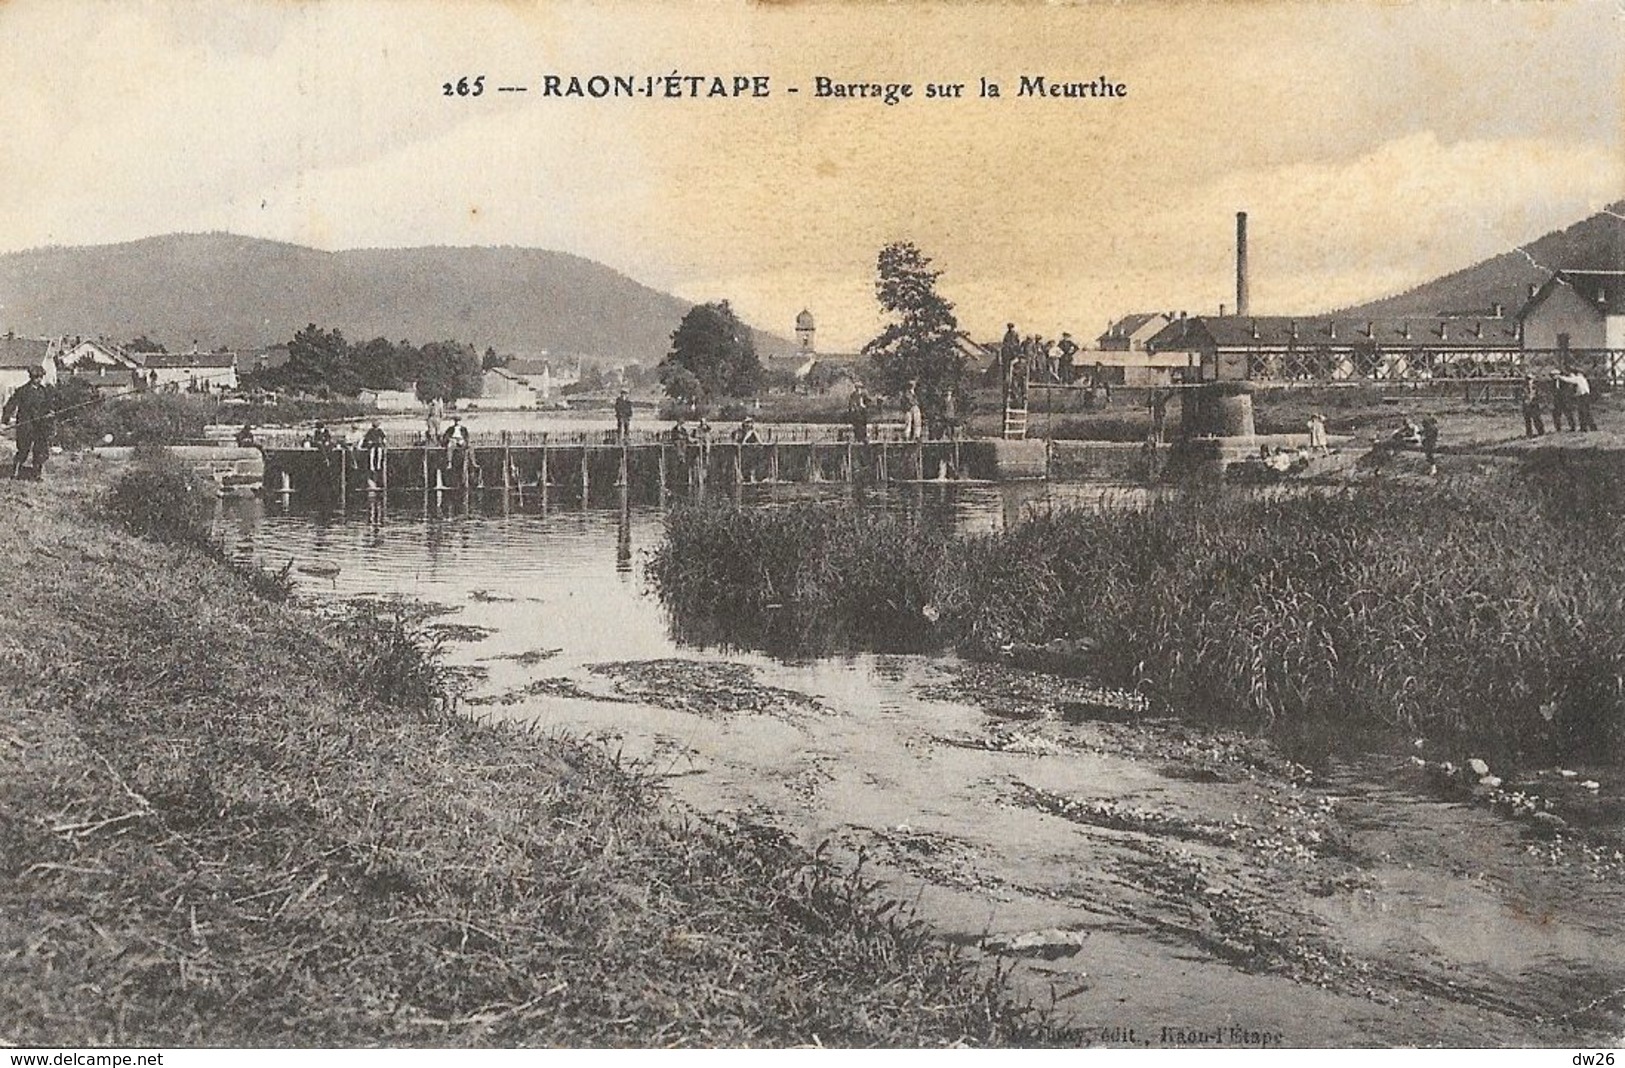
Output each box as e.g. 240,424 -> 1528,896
1,0 -> 1622,1056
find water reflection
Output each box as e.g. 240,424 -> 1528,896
222,480 -> 1146,661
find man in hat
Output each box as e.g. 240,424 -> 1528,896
613,388 -> 634,441
1057,332 -> 1079,384
3,365 -> 53,480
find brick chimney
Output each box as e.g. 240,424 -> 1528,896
1236,211 -> 1250,318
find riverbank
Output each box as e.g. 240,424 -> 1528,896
0,464 -> 1055,1046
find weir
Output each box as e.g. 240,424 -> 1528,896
259,436 -> 1041,501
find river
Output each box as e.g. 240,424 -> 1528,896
218,481 -> 1625,1048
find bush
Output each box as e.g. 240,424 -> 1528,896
77,393 -> 219,447
102,448 -> 216,544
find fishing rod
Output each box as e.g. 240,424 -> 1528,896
0,366 -> 248,438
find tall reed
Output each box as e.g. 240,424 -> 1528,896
652,474 -> 1625,764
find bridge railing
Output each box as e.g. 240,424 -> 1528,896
254,420 -> 917,451
1237,348 -> 1625,388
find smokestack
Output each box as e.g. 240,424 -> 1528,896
1236,211 -> 1250,318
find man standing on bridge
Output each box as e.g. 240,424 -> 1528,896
2,365 -> 52,480
614,389 -> 634,442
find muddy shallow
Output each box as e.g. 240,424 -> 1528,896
224,490 -> 1625,1048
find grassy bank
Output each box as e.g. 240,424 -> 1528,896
651,468 -> 1625,767
0,464 -> 1054,1046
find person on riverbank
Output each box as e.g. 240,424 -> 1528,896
1149,389 -> 1169,445
1420,415 -> 1439,474
901,380 -> 923,442
1000,322 -> 1021,369
2,365 -> 52,480
1564,369 -> 1597,431
1040,337 -> 1059,383
1307,411 -> 1329,455
614,389 -> 634,441
362,422 -> 388,481
425,397 -> 444,444
1058,333 -> 1079,385
1551,370 -> 1573,432
847,383 -> 870,443
1520,375 -> 1546,438
1092,362 -> 1112,407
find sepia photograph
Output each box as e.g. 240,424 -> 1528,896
1,0 -> 1623,1053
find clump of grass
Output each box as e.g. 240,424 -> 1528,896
649,502 -> 953,652
1,470 -> 1059,1046
652,472 -> 1625,766
101,446 -> 216,544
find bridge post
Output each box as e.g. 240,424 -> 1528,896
541,438 -> 550,488
338,448 -> 347,505
768,442 -> 779,483
658,443 -> 668,495
501,431 -> 512,492
618,442 -> 629,488
420,446 -> 429,493
733,443 -> 743,484
879,441 -> 889,482
581,447 -> 590,499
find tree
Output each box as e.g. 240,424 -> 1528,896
126,335 -> 166,354
281,324 -> 355,395
415,340 -> 483,402
351,337 -> 416,392
658,301 -> 761,408
861,242 -> 966,420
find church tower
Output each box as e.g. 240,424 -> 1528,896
795,309 -> 816,353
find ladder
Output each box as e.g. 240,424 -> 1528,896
1003,403 -> 1028,440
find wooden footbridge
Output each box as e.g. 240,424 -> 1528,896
258,429 -> 1041,502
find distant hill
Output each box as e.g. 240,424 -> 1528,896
1339,200 -> 1625,318
0,233 -> 788,362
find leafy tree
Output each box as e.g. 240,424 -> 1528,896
351,337 -> 417,392
861,243 -> 966,419
279,324 -> 355,395
126,335 -> 166,354
482,345 -> 508,370
415,340 -> 483,402
658,301 -> 761,407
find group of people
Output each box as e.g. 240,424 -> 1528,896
1000,323 -> 1082,385
843,379 -> 940,443
280,415 -> 475,486
999,322 -> 1114,411
1381,414 -> 1442,473
1520,369 -> 1598,437
667,414 -> 763,447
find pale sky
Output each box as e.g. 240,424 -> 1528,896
1,0 -> 1620,350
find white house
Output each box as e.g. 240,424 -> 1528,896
359,386 -> 421,411
1519,269 -> 1625,353
0,336 -> 58,410
136,350 -> 239,392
